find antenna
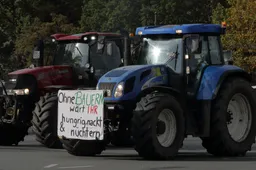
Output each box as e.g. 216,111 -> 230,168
154,12 -> 157,25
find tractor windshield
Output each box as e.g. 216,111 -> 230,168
137,36 -> 183,72
53,42 -> 89,66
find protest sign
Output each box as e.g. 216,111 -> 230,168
57,90 -> 104,140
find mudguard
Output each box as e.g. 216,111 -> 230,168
197,65 -> 251,100
136,85 -> 180,101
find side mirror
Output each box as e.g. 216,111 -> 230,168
32,39 -> 44,66
223,50 -> 233,65
33,50 -> 40,60
185,35 -> 201,54
97,43 -> 105,54
106,43 -> 113,56
96,36 -> 105,54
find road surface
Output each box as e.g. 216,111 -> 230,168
0,135 -> 256,170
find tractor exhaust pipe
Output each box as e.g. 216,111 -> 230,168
32,39 -> 44,67
118,27 -> 132,66
123,36 -> 131,66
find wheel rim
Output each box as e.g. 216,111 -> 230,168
156,109 -> 177,147
227,93 -> 252,142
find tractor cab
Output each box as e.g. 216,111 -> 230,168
32,32 -> 125,87
133,23 -> 229,96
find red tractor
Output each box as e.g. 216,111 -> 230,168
0,31 -> 131,148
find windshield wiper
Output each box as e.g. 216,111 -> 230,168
174,44 -> 179,69
163,44 -> 179,67
75,46 -> 84,58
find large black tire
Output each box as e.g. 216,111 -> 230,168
61,138 -> 106,156
131,92 -> 185,160
31,93 -> 62,148
201,78 -> 256,156
0,121 -> 29,146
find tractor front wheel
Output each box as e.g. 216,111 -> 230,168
31,93 -> 62,148
131,92 -> 185,160
201,78 -> 256,156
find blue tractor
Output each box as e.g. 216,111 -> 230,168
62,23 -> 256,159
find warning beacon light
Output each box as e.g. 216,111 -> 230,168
221,21 -> 227,28
221,21 -> 227,34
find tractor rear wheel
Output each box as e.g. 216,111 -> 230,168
0,120 -> 29,146
61,138 -> 106,156
31,93 -> 62,148
201,78 -> 256,156
131,92 -> 185,160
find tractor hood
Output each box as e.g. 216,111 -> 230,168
97,64 -> 168,101
100,64 -> 166,82
6,65 -> 74,89
8,65 -> 72,76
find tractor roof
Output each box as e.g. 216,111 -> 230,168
51,32 -> 122,41
135,24 -> 225,35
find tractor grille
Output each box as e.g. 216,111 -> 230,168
98,82 -> 116,97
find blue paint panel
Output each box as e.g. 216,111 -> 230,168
105,70 -> 127,77
197,65 -> 243,100
136,24 -> 223,35
97,65 -> 168,102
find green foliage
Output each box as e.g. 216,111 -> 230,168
102,0 -> 142,32
216,0 -> 256,72
15,14 -> 79,67
80,0 -> 108,31
0,0 -> 255,75
212,3 -> 228,24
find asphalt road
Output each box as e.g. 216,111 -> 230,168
1,135 -> 256,170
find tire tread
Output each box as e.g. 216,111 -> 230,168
31,93 -> 62,148
201,78 -> 256,156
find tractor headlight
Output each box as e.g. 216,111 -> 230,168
6,88 -> 30,95
114,82 -> 124,98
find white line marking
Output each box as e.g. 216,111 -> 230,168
179,149 -> 256,153
58,165 -> 93,169
44,164 -> 58,168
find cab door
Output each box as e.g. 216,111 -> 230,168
185,35 -> 210,97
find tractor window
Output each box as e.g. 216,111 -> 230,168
53,42 -> 89,66
137,36 -> 183,73
188,36 -> 209,72
103,41 -> 122,69
90,41 -> 122,78
208,36 -> 222,64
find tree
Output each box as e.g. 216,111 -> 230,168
80,0 -> 109,32
140,0 -> 176,25
217,0 -> 256,72
14,14 -> 78,67
102,0 -> 142,32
